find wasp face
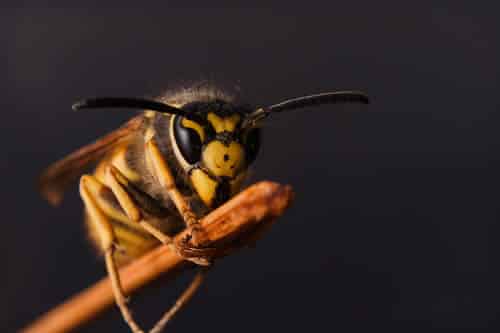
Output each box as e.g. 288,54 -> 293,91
170,101 -> 261,207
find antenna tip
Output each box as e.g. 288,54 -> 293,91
346,91 -> 370,104
360,93 -> 370,104
72,100 -> 87,111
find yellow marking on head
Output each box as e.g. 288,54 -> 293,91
207,113 -> 241,133
225,114 -> 241,132
207,113 -> 225,132
181,117 -> 206,142
190,169 -> 218,206
202,141 -> 244,178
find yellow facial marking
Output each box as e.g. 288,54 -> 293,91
207,113 -> 224,132
181,117 -> 206,142
202,141 -> 244,178
224,114 -> 241,132
190,169 -> 218,206
207,113 -> 241,133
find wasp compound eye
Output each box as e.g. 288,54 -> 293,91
173,116 -> 203,164
243,127 -> 261,165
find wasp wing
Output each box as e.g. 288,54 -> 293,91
38,116 -> 144,206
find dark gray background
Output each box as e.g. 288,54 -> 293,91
4,2 -> 499,332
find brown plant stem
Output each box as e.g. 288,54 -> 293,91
21,181 -> 294,333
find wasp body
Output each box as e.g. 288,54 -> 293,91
39,84 -> 369,333
86,95 -> 258,265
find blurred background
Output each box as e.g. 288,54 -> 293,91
3,2 -> 499,332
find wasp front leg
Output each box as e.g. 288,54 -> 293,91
145,140 -> 209,249
79,175 -> 144,333
105,165 -> 174,245
105,165 -> 212,265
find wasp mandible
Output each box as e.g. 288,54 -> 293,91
39,85 -> 369,333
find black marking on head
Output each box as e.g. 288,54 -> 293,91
215,131 -> 233,146
181,100 -> 253,117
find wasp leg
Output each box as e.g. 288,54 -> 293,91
150,267 -> 209,333
105,165 -> 211,266
79,175 -> 145,333
145,140 -> 209,249
81,174 -> 209,333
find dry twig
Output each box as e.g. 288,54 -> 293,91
21,181 -> 294,333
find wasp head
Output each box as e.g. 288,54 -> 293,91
171,100 -> 260,207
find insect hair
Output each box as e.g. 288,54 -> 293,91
157,81 -> 238,107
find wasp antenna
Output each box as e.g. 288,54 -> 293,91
246,91 -> 369,125
266,91 -> 369,113
72,97 -> 189,117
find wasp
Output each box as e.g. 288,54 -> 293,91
39,84 -> 369,333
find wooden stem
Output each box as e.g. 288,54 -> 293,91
21,181 -> 294,333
